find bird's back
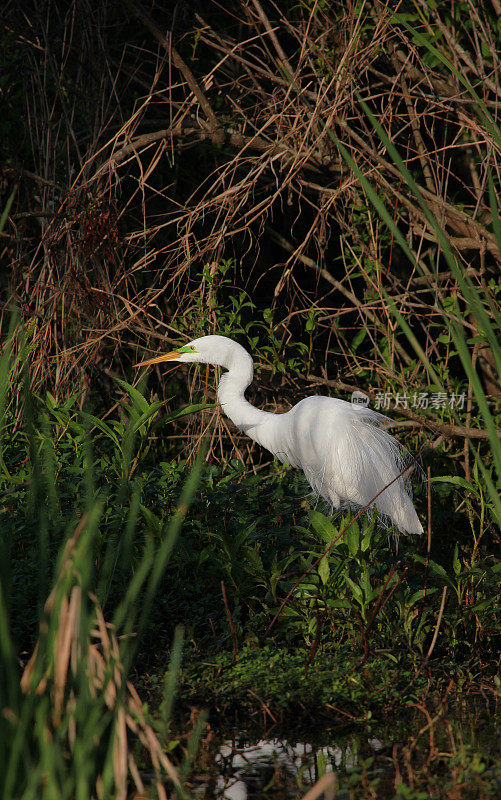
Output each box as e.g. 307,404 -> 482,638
281,396 -> 422,534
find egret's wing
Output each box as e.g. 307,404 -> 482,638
288,397 -> 423,534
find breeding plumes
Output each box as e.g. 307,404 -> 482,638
136,335 -> 423,535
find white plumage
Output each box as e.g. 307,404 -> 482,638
136,335 -> 423,535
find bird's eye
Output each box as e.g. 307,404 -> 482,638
190,345 -> 196,351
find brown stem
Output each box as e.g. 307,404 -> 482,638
123,0 -> 223,142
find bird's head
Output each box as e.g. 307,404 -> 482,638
135,335 -> 251,372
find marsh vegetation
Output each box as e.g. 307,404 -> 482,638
1,1 -> 500,797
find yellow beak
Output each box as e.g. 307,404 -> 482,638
134,350 -> 182,368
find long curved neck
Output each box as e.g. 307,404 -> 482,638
216,358 -> 276,449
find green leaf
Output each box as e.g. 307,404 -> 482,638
80,412 -> 120,447
414,555 -> 452,586
115,378 -> 149,414
352,328 -> 367,351
45,391 -> 56,409
318,556 -> 330,585
361,519 -> 375,552
361,569 -> 372,601
346,524 -> 359,557
431,475 -> 480,498
133,400 -> 168,432
408,589 -> 425,606
0,188 -> 16,233
164,403 -> 216,424
344,576 -> 363,604
470,598 -> 495,613
316,751 -> 327,778
309,510 -> 339,544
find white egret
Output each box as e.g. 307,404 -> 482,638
136,335 -> 423,535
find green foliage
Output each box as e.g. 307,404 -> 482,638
179,642 -> 413,716
0,335 -> 207,799
3,370 -> 498,679
3,1 -> 501,795
331,76 -> 501,527
169,259 -> 310,379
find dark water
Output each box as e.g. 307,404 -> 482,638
199,733 -> 377,799
188,699 -> 499,799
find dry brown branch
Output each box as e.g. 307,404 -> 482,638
20,514 -> 181,798
94,122 -> 315,179
2,0 -> 499,465
249,0 -> 295,79
123,0 -> 223,143
266,225 -> 414,366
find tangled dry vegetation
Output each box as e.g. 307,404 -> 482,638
19,517 -> 182,800
2,0 -> 500,463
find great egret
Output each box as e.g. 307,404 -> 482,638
136,335 -> 423,535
